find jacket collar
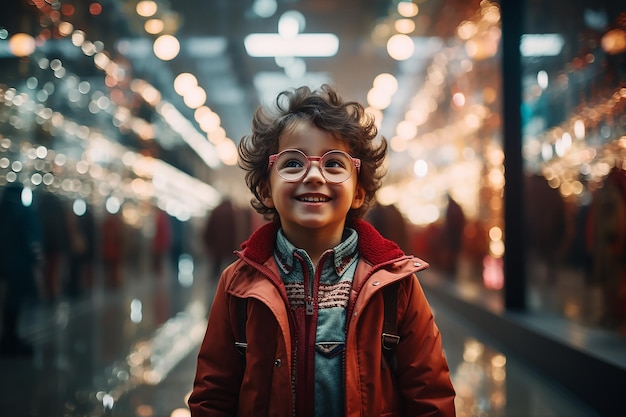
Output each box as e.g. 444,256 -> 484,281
274,227 -> 359,278
239,219 -> 406,266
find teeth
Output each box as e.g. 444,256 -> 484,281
298,196 -> 329,202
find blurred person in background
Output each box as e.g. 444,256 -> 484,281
366,202 -> 410,252
440,193 -> 466,275
202,198 -> 238,280
168,215 -> 188,272
35,190 -> 70,302
0,184 -> 42,356
66,203 -> 97,297
100,212 -> 125,289
152,208 -> 173,277
585,167 -> 626,328
524,174 -> 568,286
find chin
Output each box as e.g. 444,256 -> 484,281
295,218 -> 345,230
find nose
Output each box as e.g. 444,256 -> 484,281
302,160 -> 325,183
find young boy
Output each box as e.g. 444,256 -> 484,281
189,85 -> 456,416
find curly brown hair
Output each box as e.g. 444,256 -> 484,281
237,84 -> 387,225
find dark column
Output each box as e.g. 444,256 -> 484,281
500,0 -> 526,310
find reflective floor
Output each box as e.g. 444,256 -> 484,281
0,257 -> 599,417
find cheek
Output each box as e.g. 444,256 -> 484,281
263,177 -> 295,208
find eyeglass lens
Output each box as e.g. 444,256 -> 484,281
274,150 -> 355,183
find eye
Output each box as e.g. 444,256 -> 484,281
323,153 -> 350,170
277,152 -> 307,170
324,158 -> 346,169
282,158 -> 304,168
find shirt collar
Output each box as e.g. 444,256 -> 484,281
274,228 -> 359,277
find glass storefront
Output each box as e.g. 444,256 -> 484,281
521,1 -> 626,332
386,0 -> 625,337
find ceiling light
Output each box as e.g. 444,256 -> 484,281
395,18 -> 415,34
174,73 -> 198,95
136,1 -> 158,18
245,10 -> 338,57
387,34 -> 414,61
244,33 -> 339,57
153,35 -> 180,61
397,2 -> 419,18
252,0 -> 278,18
367,88 -> 392,110
183,86 -> 207,109
520,34 -> 564,57
144,19 -> 164,35
278,11 -> 306,37
373,73 -> 398,94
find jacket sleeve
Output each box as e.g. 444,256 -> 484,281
188,271 -> 244,417
396,274 -> 456,416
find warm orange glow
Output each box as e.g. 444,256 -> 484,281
8,33 -> 36,57
144,19 -> 164,35
601,29 -> 626,55
58,22 -> 74,37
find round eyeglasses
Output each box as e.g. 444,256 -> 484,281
268,149 -> 361,184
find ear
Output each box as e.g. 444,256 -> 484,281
260,183 -> 274,208
351,185 -> 366,209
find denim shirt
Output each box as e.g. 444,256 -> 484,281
274,228 -> 359,417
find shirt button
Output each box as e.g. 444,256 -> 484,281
275,359 -> 282,368
372,281 -> 380,286
414,262 -> 421,267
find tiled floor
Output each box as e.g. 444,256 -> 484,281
0,258 -> 602,417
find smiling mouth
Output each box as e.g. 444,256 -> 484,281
296,195 -> 331,203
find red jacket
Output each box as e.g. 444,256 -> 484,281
189,220 -> 456,416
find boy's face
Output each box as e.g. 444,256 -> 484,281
262,120 -> 365,245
